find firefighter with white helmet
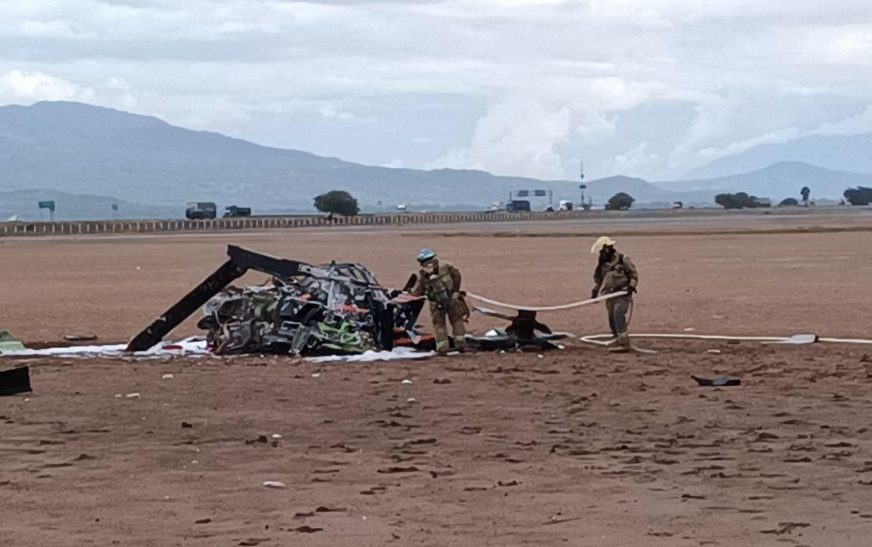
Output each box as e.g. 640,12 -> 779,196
590,236 -> 638,352
409,248 -> 468,353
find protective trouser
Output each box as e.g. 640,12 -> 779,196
606,295 -> 633,349
430,299 -> 467,352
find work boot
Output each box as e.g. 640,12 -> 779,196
609,334 -> 631,353
435,339 -> 450,355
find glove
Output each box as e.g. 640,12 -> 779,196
626,286 -> 637,295
590,288 -> 599,299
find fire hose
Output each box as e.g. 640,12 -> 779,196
464,290 -> 629,312
464,291 -> 872,347
579,333 -> 872,346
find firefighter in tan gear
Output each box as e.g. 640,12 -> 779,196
590,236 -> 638,353
409,248 -> 468,353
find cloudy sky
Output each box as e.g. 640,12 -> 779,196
2,0 -> 872,181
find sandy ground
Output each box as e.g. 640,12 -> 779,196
2,212 -> 872,546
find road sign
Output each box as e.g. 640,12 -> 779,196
533,189 -> 547,197
38,200 -> 55,212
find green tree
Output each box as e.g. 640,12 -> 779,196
605,192 -> 634,211
715,192 -> 770,209
844,187 -> 872,206
314,190 -> 360,216
779,197 -> 799,207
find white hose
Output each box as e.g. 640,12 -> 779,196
579,333 -> 872,346
819,337 -> 872,345
463,289 -> 872,346
465,290 -> 628,312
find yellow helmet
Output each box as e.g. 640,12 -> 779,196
591,236 -> 616,254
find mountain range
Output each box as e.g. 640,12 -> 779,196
684,132 -> 872,179
1,101 -> 870,220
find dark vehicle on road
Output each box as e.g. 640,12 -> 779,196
505,200 -> 531,212
185,202 -> 217,220
223,205 -> 252,218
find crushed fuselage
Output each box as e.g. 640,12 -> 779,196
127,246 -> 426,355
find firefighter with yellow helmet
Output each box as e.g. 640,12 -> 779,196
590,236 -> 638,352
409,248 -> 468,353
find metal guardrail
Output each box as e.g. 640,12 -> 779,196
0,211 -> 589,237
1,206 -> 865,237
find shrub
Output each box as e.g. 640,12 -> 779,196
844,187 -> 872,206
715,192 -> 770,209
605,192 -> 635,211
314,190 -> 360,216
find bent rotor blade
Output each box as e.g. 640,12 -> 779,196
126,259 -> 247,352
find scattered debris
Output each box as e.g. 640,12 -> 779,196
261,480 -> 286,488
63,334 -> 98,342
246,435 -> 269,445
161,373 -> 174,380
543,516 -> 582,526
761,522 -> 811,535
377,466 -> 420,474
470,308 -> 569,351
692,375 -> 741,387
293,526 -> 323,534
125,392 -> 141,399
0,330 -> 25,353
0,365 -> 31,396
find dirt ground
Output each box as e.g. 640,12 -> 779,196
2,212 -> 872,546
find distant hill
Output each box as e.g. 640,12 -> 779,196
0,101 -> 706,213
685,132 -> 872,179
657,161 -> 872,201
5,101 -> 862,215
582,175 -> 717,205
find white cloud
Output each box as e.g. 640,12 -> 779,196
1,1 -> 872,179
602,142 -> 660,177
431,95 -> 573,178
0,69 -> 93,102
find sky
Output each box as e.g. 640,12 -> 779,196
2,0 -> 872,181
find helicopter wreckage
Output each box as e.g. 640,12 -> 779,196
126,245 -> 568,357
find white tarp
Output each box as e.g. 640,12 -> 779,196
0,337 -> 209,358
0,337 -> 434,362
306,347 -> 435,363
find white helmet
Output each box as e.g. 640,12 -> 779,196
591,236 -> 616,254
